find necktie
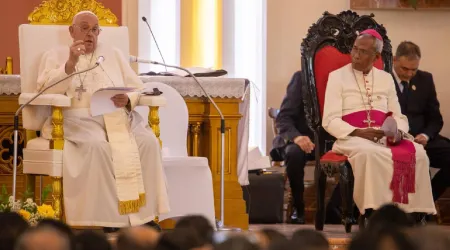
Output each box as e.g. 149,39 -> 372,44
401,81 -> 409,97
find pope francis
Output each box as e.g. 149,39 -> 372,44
35,11 -> 169,228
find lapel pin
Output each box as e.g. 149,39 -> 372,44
412,85 -> 416,91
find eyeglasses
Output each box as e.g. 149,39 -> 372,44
351,46 -> 376,56
73,25 -> 102,35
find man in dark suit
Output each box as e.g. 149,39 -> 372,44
271,71 -> 313,224
272,71 -> 343,224
392,41 -> 450,201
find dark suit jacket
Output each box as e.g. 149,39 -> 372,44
271,71 -> 312,155
393,70 -> 443,140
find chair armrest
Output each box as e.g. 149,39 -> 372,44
19,93 -> 71,107
138,95 -> 166,107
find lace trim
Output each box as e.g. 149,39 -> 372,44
0,75 -> 249,98
140,76 -> 248,98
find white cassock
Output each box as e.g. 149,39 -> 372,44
36,42 -> 170,227
322,63 -> 436,214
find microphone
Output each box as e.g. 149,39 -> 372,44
11,56 -> 105,200
95,56 -> 105,65
133,57 -> 239,231
129,55 -> 157,65
141,16 -> 168,72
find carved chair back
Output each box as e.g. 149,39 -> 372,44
300,10 -> 393,155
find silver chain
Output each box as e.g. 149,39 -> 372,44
76,52 -> 95,89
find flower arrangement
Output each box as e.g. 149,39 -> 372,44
0,185 -> 56,225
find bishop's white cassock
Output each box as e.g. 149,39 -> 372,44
322,63 -> 436,214
36,42 -> 170,227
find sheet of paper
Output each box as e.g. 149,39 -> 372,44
381,116 -> 398,137
90,87 -> 136,116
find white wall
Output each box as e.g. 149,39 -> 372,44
266,0 -> 450,153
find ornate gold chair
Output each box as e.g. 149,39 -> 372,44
18,1 -> 166,221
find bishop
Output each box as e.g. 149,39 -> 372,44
322,29 -> 436,215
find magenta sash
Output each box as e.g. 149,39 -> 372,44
342,110 -> 416,204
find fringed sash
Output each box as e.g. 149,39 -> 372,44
103,109 -> 146,214
342,110 -> 415,204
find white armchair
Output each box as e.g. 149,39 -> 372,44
139,82 -> 216,228
18,24 -> 166,220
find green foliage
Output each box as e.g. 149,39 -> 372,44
42,185 -> 52,202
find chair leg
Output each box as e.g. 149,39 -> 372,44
339,163 -> 354,233
315,165 -> 326,231
358,213 -> 366,230
286,194 -> 293,223
51,177 -> 63,220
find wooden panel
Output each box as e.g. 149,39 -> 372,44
185,97 -> 248,229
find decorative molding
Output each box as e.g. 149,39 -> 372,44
0,126 -> 24,174
28,0 -> 118,26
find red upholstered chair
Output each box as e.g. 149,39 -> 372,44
300,10 -> 393,233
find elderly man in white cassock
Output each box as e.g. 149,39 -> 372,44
35,11 -> 169,231
322,29 -> 436,217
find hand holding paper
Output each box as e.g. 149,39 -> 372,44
90,87 -> 136,116
381,115 -> 402,144
111,94 -> 129,108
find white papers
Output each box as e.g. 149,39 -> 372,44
90,87 -> 136,116
381,116 -> 398,137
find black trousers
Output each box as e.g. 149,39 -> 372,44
284,143 -> 308,216
283,143 -> 341,218
426,135 -> 450,200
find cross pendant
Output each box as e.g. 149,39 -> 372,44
75,85 -> 87,100
363,115 -> 374,128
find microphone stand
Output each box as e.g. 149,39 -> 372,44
141,16 -> 168,72
149,61 -> 240,231
12,63 -> 101,201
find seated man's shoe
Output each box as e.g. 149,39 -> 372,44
145,220 -> 162,232
103,227 -> 120,233
289,208 -> 305,224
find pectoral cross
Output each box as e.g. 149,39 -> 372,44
363,115 -> 374,128
75,85 -> 87,100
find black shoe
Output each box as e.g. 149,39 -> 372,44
289,208 -> 305,224
145,220 -> 162,232
103,227 -> 120,233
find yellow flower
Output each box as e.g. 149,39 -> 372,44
18,209 -> 31,220
37,204 -> 55,218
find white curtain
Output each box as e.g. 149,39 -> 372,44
137,0 -> 180,74
223,0 -> 267,155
